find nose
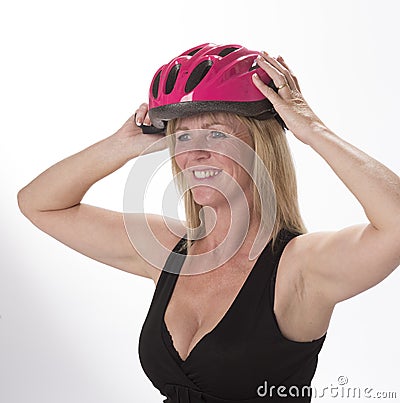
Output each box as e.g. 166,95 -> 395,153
187,148 -> 212,161
174,145 -> 212,172
175,133 -> 213,160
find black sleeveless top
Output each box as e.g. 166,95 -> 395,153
139,229 -> 326,402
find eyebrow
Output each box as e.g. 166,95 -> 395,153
174,122 -> 229,132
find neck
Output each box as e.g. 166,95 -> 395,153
190,192 -> 262,257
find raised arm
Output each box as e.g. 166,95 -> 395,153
17,104 -> 182,281
252,52 -> 400,305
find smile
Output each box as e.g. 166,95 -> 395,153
192,169 -> 222,179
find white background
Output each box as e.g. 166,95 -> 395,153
1,0 -> 400,402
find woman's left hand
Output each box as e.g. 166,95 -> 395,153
252,51 -> 326,144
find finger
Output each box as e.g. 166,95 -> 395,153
258,52 -> 297,92
276,55 -> 301,92
251,72 -> 283,106
143,112 -> 152,126
256,55 -> 292,96
135,103 -> 149,126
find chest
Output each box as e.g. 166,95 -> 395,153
139,232 -> 327,401
163,260 -> 263,361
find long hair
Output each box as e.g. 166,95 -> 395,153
166,112 -> 307,252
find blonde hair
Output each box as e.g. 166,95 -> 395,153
166,112 -> 307,251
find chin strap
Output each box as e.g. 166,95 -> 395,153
134,113 -> 165,134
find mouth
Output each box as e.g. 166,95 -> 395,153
192,168 -> 222,180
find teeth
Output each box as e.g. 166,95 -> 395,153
193,169 -> 221,179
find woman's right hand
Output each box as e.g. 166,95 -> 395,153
113,102 -> 167,158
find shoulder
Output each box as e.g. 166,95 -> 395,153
271,230 -> 308,305
273,231 -> 332,342
277,229 -> 326,267
140,214 -> 187,285
275,230 -> 327,297
274,230 -> 307,287
273,229 -> 309,263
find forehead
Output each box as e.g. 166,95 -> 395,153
173,112 -> 247,133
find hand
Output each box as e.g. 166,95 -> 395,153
113,103 -> 167,157
252,51 -> 327,144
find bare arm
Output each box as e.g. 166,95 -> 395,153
253,52 -> 400,304
297,129 -> 400,302
17,105 -> 181,281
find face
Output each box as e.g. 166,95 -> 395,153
172,113 -> 255,208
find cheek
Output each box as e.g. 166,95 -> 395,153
174,153 -> 186,171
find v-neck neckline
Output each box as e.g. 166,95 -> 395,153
162,237 -> 274,364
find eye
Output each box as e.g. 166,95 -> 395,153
210,130 -> 227,139
177,132 -> 191,141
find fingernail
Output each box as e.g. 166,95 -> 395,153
136,118 -> 141,126
261,50 -> 269,56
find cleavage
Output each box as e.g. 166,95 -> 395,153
163,264 -> 254,362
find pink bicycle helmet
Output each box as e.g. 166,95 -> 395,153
147,43 -> 284,132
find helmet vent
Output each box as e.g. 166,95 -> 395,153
218,47 -> 239,57
187,47 -> 203,56
165,63 -> 181,94
152,70 -> 162,99
185,60 -> 213,93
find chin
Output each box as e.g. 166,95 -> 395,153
191,187 -> 226,207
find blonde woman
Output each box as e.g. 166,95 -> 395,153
18,44 -> 400,402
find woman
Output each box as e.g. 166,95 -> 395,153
17,44 -> 400,402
